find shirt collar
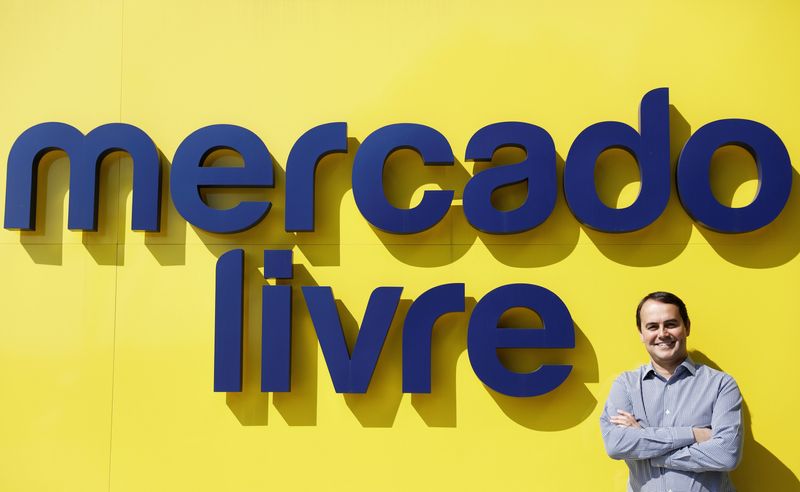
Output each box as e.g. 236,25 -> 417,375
642,356 -> 697,380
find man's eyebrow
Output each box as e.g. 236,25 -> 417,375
645,318 -> 680,326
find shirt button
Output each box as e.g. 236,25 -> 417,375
665,409 -> 670,414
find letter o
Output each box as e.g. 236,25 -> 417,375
677,119 -> 792,233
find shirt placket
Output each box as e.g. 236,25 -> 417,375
645,375 -> 669,491
663,378 -> 673,492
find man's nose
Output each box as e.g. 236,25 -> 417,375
658,326 -> 670,337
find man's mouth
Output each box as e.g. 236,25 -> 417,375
654,340 -> 676,348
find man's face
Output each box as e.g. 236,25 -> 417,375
638,299 -> 689,367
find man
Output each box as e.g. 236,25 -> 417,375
600,292 -> 743,492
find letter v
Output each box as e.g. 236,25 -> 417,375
302,286 -> 402,393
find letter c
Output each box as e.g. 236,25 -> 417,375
352,124 -> 454,234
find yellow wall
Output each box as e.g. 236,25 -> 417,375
1,1 -> 798,490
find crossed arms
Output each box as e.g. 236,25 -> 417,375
600,375 -> 743,472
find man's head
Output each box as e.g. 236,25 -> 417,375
635,291 -> 690,332
635,291 -> 690,370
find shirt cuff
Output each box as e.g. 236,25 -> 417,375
672,426 -> 695,448
651,454 -> 667,467
651,428 -> 693,468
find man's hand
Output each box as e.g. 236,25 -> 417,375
610,410 -> 642,429
692,427 -> 712,443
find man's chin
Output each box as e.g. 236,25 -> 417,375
652,350 -> 686,364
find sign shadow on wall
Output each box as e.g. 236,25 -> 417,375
581,104 -> 799,268
581,105 -> 694,266
97,149 -> 185,267
140,150 -> 187,266
476,151 -> 581,268
219,260 -> 599,429
412,300 -> 599,429
221,261 -> 321,426
183,141 -> 358,268
19,150 -> 69,265
689,350 -> 799,492
19,149 -> 132,266
17,146 -> 183,267
369,149 -> 477,267
409,298 -> 474,427
293,137 -> 360,267
16,112 -> 796,272
483,313 -> 598,430
194,150 -> 294,250
366,149 -> 583,268
698,165 -> 800,268
8,122 -> 791,442
341,298 -> 410,427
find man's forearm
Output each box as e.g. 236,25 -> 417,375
601,422 -> 697,460
650,437 -> 741,472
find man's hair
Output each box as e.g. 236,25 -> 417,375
635,291 -> 690,331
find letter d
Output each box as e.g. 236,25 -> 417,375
564,88 -> 671,232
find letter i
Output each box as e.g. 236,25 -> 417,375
214,249 -> 244,392
261,249 -> 293,392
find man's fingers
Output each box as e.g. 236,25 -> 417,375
610,415 -> 635,426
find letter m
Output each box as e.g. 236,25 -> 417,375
4,122 -> 161,231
